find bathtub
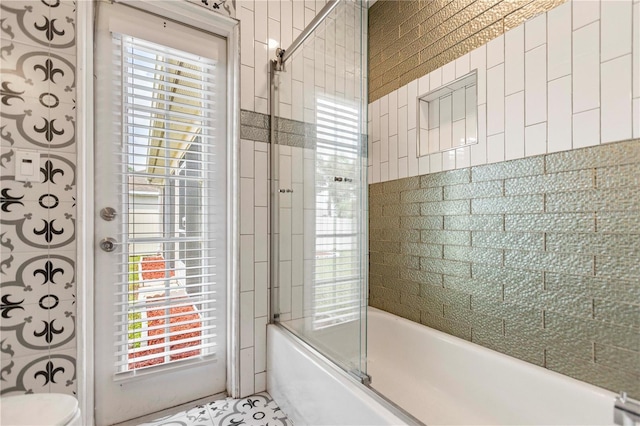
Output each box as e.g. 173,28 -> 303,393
268,307 -> 617,425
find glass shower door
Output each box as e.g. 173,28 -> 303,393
270,0 -> 368,379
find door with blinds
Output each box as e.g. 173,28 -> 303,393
94,3 -> 227,424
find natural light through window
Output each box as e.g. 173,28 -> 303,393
113,34 -> 222,373
313,97 -> 362,329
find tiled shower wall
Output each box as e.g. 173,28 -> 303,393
369,0 -> 640,398
368,0 -> 640,184
369,141 -> 640,398
1,1 -> 78,396
237,0 -> 344,397
368,0 -> 568,101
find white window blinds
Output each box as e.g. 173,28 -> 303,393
313,97 -> 362,329
111,34 -> 225,373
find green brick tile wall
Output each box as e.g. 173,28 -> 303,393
369,139 -> 640,398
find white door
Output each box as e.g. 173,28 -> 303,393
94,2 -> 228,424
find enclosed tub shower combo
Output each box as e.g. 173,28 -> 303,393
264,0 -> 640,424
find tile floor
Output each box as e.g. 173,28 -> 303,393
138,392 -> 294,426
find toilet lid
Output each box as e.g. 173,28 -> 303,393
1,393 -> 79,426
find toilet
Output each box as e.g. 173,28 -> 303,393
1,393 -> 82,426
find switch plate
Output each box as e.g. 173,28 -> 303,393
15,150 -> 41,182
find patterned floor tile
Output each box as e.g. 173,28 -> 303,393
138,392 -> 293,426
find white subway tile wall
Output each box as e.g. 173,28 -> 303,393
237,0 -> 337,396
368,0 -> 640,184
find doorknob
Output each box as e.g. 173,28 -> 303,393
100,237 -> 117,252
100,207 -> 117,221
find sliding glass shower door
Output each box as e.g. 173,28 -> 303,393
270,0 -> 368,379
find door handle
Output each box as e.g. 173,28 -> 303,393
100,237 -> 117,252
100,207 -> 117,221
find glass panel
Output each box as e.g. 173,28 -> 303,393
114,35 -> 223,372
271,0 -> 368,377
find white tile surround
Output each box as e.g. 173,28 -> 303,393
237,0 -> 335,397
368,0 -> 640,184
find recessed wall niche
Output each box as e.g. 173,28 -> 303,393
417,70 -> 478,157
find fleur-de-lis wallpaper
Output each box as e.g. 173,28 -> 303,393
1,0 -> 77,396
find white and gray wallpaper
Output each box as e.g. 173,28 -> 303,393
1,0 -> 77,396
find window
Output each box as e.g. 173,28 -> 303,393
112,34 -> 224,373
313,97 -> 362,329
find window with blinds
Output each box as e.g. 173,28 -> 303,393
112,34 -> 225,373
313,97 -> 362,329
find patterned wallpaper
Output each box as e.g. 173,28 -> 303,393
1,0 -> 77,396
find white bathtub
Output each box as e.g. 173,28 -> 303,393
268,307 -> 617,425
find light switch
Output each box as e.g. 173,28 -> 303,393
15,150 -> 41,182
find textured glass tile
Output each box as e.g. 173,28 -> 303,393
444,214 -> 504,231
421,199 -> 471,215
596,212 -> 640,234
444,245 -> 503,265
471,328 -> 545,367
502,285 -> 593,319
383,176 -> 421,193
401,242 -> 443,259
596,163 -> 640,188
472,194 -> 544,214
444,180 -> 504,200
421,229 -> 471,246
369,205 -> 383,217
596,255 -> 640,281
369,284 -> 401,303
401,215 -> 444,230
546,350 -> 640,398
471,297 -> 543,328
421,312 -> 472,341
594,343 -> 640,374
546,233 -> 640,256
377,299 -> 422,322
370,228 -> 421,242
545,139 -> 640,173
369,192 -> 401,206
401,187 -> 443,203
383,253 -> 420,269
544,272 -> 640,303
240,110 -> 269,129
401,292 -> 442,313
443,275 -> 503,299
472,264 -> 540,292
444,304 -> 504,335
594,299 -> 640,329
504,213 -> 595,233
504,169 -> 594,196
386,278 -> 421,295
504,249 -> 594,275
472,157 -> 545,182
472,231 -> 544,251
546,188 -> 640,213
400,268 -> 444,287
421,168 -> 471,187
383,203 -> 421,217
421,283 -> 471,310
369,216 -> 400,230
420,257 -> 471,278
369,184 -> 385,197
369,262 -> 399,278
545,311 -> 640,352
369,240 -> 400,254
240,126 -> 269,143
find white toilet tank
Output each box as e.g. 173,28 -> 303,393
1,393 -> 82,426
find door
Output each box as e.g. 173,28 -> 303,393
94,2 -> 228,424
